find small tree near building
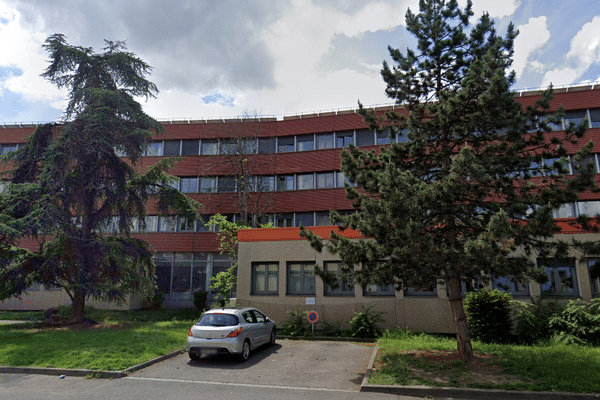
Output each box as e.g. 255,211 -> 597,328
301,0 -> 596,358
0,34 -> 200,322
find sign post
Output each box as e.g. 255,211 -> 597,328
307,310 -> 319,335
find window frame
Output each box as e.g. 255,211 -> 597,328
539,259 -> 579,297
251,262 -> 279,295
362,262 -> 395,296
323,261 -> 354,296
287,262 -> 316,295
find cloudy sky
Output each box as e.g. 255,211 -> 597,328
0,0 -> 599,124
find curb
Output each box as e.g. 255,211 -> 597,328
0,349 -> 184,379
360,345 -> 600,400
278,335 -> 376,343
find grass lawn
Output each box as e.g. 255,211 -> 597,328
0,308 -> 201,371
370,329 -> 600,394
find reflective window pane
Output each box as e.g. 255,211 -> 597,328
181,140 -> 200,155
278,136 -> 294,153
163,140 -> 181,156
316,133 -> 334,149
297,134 -> 314,151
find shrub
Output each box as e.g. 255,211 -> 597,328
349,306 -> 384,338
318,321 -> 349,337
513,297 -> 563,345
193,290 -> 208,311
278,307 -> 309,336
549,299 -> 600,346
464,288 -> 512,343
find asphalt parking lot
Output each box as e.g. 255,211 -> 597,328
130,339 -> 375,392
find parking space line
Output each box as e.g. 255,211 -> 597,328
126,376 -> 358,393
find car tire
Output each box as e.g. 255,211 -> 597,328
240,339 -> 251,362
269,329 -> 276,346
189,352 -> 200,361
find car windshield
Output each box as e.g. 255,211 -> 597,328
197,313 -> 239,327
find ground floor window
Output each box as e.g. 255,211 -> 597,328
538,259 -> 578,296
287,262 -> 316,295
251,262 -> 279,295
154,252 -> 234,304
587,259 -> 600,296
493,276 -> 530,296
405,282 -> 437,296
323,261 -> 354,296
362,262 -> 395,296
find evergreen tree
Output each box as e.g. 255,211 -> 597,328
0,34 -> 199,322
301,0 -> 595,357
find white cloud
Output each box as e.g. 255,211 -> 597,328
541,68 -> 579,87
542,15 -> 600,87
336,1 -> 416,37
512,17 -> 550,79
460,0 -> 521,19
0,2 -> 64,104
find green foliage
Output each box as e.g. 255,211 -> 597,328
349,306 -> 384,338
193,290 -> 208,311
549,299 -> 600,346
0,34 -> 200,322
278,306 -> 309,336
512,298 -> 564,344
144,292 -> 164,310
209,265 -> 237,308
464,289 -> 513,343
206,214 -> 274,307
300,0 -> 595,357
317,321 -> 349,337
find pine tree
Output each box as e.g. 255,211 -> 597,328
0,34 -> 199,322
301,0 -> 595,357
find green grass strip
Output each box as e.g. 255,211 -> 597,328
370,329 -> 600,394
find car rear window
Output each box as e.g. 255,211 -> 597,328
197,313 -> 239,327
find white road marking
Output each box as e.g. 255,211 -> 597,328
125,376 -> 357,393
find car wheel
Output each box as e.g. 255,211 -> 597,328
269,329 -> 276,346
189,352 -> 200,361
240,339 -> 251,361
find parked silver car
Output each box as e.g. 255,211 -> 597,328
186,307 -> 276,361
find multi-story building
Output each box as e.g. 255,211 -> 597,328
2,85 -> 600,333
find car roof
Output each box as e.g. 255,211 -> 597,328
205,307 -> 257,314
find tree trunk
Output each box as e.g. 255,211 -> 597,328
71,289 -> 86,323
447,276 -> 473,359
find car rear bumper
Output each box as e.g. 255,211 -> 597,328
186,337 -> 244,356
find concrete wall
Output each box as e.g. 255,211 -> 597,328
0,287 -> 142,311
236,232 -> 599,334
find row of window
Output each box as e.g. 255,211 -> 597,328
0,143 -> 21,155
171,171 -> 353,194
100,211 -> 349,234
142,129 -> 391,157
154,252 -> 233,296
252,261 -> 403,296
2,108 -> 598,159
141,107 -> 600,157
527,108 -> 600,132
251,259 -> 600,298
167,152 -> 600,195
97,199 -> 600,235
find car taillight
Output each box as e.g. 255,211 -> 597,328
188,328 -> 193,337
226,327 -> 243,338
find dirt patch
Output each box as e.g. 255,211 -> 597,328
10,319 -> 125,332
375,349 -> 534,387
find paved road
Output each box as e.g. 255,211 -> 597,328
1,373 -> 419,400
0,340 -> 432,399
133,339 -> 373,391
